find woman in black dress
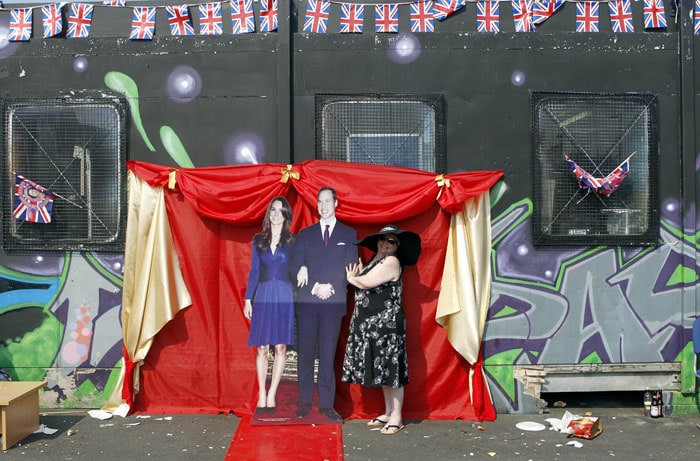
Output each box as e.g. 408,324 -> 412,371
342,224 -> 421,435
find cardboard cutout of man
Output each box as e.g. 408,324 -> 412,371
293,186 -> 357,421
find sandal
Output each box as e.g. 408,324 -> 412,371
367,416 -> 390,427
380,424 -> 405,435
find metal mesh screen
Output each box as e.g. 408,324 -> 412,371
2,97 -> 128,252
315,94 -> 446,173
532,92 -> 659,246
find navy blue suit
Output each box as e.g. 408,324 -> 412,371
293,220 -> 357,409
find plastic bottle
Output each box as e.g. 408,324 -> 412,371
643,388 -> 652,416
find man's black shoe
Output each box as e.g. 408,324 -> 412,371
296,404 -> 311,418
319,407 -> 343,422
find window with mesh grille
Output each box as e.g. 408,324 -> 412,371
2,96 -> 128,252
315,94 -> 446,173
532,92 -> 659,246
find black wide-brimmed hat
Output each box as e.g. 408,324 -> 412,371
355,224 -> 422,266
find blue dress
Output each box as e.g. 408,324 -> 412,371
245,239 -> 295,346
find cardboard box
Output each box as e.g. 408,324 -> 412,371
567,416 -> 602,440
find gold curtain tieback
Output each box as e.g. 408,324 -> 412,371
280,165 -> 299,183
168,170 -> 178,190
435,174 -> 451,199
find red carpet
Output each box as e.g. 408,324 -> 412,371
226,417 -> 344,460
250,379 -> 340,426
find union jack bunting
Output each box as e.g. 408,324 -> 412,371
410,1 -> 435,33
42,4 -> 63,39
67,3 -> 94,38
260,0 -> 279,32
303,0 -> 330,33
433,0 -> 465,21
532,0 -> 563,25
476,1 -> 499,33
103,0 -> 126,6
13,174 -> 54,224
199,2 -> 223,35
130,7 -> 156,40
512,0 -> 534,32
695,0 -> 700,34
9,8 -> 32,42
643,0 -> 667,29
575,1 -> 599,33
375,4 -> 399,33
340,3 -> 364,33
230,0 -> 255,34
609,0 -> 634,33
166,5 -> 195,36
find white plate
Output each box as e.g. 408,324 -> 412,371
515,421 -> 547,431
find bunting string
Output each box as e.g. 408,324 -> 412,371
0,0 -> 679,42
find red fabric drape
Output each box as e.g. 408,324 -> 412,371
127,160 -> 501,421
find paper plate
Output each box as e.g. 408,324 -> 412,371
515,421 -> 547,431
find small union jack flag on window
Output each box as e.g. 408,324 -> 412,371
575,2 -> 599,33
375,4 -> 399,33
9,8 -> 33,42
67,3 -> 94,38
304,0 -> 330,33
42,4 -> 63,39
340,3 -> 364,33
410,1 -> 435,33
230,0 -> 255,34
532,0 -> 563,25
13,174 -> 54,224
166,5 -> 195,36
512,0 -> 534,32
130,7 -> 156,40
433,0 -> 465,21
476,1 -> 499,33
643,0 -> 667,29
609,0 -> 634,33
199,2 -> 223,35
259,0 -> 279,32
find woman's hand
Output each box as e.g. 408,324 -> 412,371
244,300 -> 253,320
345,258 -> 363,282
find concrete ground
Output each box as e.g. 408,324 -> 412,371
2,393 -> 700,460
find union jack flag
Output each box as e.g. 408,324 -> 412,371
532,0 -> 563,25
67,3 -> 94,38
375,4 -> 399,33
433,0 -> 465,21
230,0 -> 255,34
9,8 -> 32,42
166,5 -> 195,36
340,3 -> 364,33
575,2 -> 599,33
260,0 -> 279,32
476,1 -> 499,33
512,0 -> 534,32
609,0 -> 634,33
565,153 -> 634,199
199,2 -> 223,35
103,0 -> 126,6
13,174 -> 54,224
42,4 -> 63,38
643,0 -> 667,29
304,0 -> 330,33
130,7 -> 156,40
695,0 -> 700,34
410,1 -> 435,33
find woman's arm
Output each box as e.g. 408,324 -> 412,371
346,255 -> 400,290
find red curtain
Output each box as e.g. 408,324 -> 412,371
127,160 -> 501,421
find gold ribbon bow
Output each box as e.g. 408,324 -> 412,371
280,164 -> 299,183
168,170 -> 178,190
435,174 -> 451,200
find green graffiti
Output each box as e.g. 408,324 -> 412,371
580,352 -> 603,364
492,305 -> 517,319
490,180 -> 507,208
0,314 -> 61,381
484,349 -> 521,403
160,126 -> 195,168
668,264 -> 699,286
104,71 -> 156,152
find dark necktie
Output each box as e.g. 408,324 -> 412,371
324,224 -> 330,247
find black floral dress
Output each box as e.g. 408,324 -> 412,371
341,257 -> 409,389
